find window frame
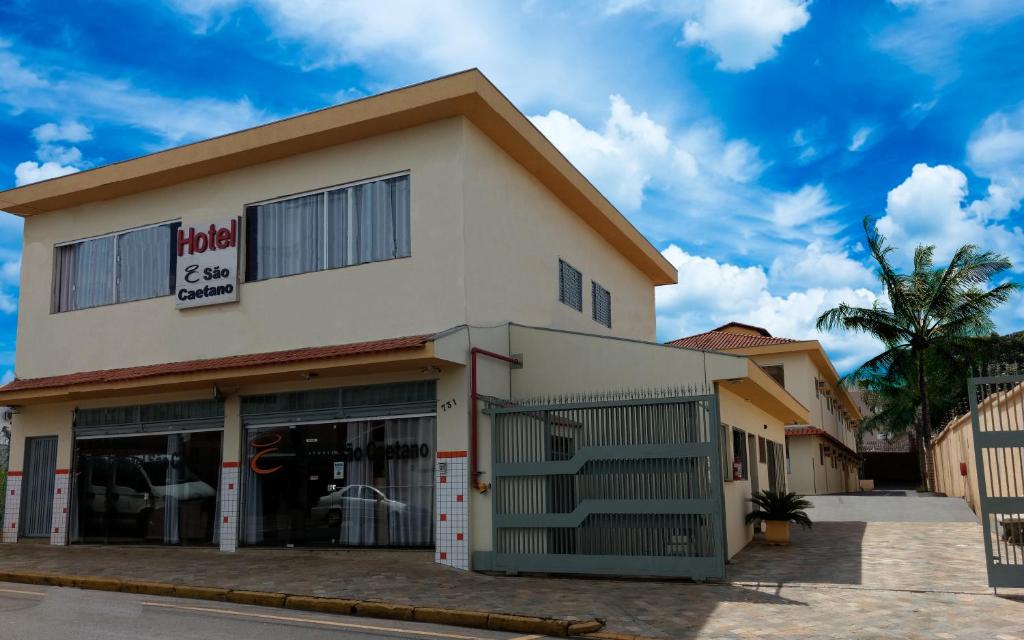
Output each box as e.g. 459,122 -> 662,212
591,280 -> 611,328
732,427 -> 749,481
51,218 -> 181,314
242,170 -> 411,283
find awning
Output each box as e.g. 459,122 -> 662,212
0,334 -> 446,404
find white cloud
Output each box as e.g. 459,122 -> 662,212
770,184 -> 841,234
656,244 -> 885,372
769,240 -> 876,291
848,126 -> 872,152
14,161 -> 79,186
32,120 -> 91,144
0,40 -> 269,146
967,104 -> 1024,221
681,0 -> 811,71
876,163 -> 1024,268
0,258 -> 19,286
531,94 -> 762,214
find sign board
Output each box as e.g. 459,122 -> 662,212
175,218 -> 240,309
333,461 -> 345,480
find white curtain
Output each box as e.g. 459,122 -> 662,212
164,435 -> 182,544
338,422 -> 375,545
253,193 -> 323,279
326,175 -> 410,268
242,445 -> 263,545
118,225 -> 171,302
385,417 -> 435,547
56,236 -> 115,311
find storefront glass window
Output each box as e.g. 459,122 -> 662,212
242,416 -> 435,547
72,431 -> 222,545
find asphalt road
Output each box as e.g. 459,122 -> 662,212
0,583 -> 553,640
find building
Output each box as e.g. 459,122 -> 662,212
669,322 -> 862,495
0,70 -> 807,579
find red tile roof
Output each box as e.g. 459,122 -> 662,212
785,426 -> 860,459
0,334 -> 434,393
667,329 -> 798,351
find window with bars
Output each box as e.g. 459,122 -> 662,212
591,281 -> 611,327
245,173 -> 410,282
558,259 -> 582,311
52,221 -> 180,313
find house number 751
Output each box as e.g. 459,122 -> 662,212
439,398 -> 457,412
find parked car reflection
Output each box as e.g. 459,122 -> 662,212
310,484 -> 407,528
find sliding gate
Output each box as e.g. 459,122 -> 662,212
969,371 -> 1024,589
474,389 -> 726,580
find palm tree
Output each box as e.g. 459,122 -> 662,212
817,219 -> 1020,488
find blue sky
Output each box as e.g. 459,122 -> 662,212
1,0 -> 1023,379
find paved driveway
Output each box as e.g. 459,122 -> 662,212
0,494 -> 1020,639
805,490 -> 979,522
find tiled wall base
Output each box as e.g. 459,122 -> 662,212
50,470 -> 70,545
435,451 -> 469,570
2,472 -> 22,544
219,462 -> 240,552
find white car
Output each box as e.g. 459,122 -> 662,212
311,484 -> 407,528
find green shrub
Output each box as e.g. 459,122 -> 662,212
745,489 -> 813,529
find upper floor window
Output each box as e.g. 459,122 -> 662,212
558,259 -> 582,311
762,364 -> 785,388
53,221 -> 180,312
245,173 -> 410,282
591,281 -> 611,327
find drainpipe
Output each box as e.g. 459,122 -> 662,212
470,347 -> 521,493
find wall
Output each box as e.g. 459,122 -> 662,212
17,119 -> 468,379
460,122 -> 656,341
718,386 -> 788,558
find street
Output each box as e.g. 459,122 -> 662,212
0,583 -> 553,640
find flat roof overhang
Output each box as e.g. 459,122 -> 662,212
0,69 -> 677,286
0,336 -> 460,405
716,360 -> 811,425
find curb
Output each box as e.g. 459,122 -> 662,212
0,570 -> 604,637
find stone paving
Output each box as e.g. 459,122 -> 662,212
0,521 -> 1022,639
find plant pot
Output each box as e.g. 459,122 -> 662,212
764,520 -> 791,545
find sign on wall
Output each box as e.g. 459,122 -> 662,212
175,218 -> 240,309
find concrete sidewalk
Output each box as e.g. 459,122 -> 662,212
1,521 -> 1022,639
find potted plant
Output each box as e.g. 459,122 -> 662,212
745,490 -> 813,545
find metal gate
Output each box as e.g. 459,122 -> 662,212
20,436 -> 57,538
969,371 -> 1024,589
474,389 -> 726,579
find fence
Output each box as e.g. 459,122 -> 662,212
473,387 -> 727,580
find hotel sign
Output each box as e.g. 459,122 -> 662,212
175,218 -> 240,309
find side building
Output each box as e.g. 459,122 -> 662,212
669,322 -> 862,495
0,70 -> 807,579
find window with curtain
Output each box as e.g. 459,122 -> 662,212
53,221 -> 178,313
245,173 -> 411,282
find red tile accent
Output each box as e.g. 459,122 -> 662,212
0,334 -> 434,393
63,507 -> 68,513
456,533 -> 464,541
9,490 -> 13,496
10,523 -> 15,529
53,527 -> 59,534
439,552 -> 447,560
8,471 -> 22,477
436,451 -> 468,459
456,494 -> 464,502
440,514 -> 447,522
55,469 -> 70,475
439,476 -> 446,484
223,516 -> 229,524
56,488 -> 61,495
228,483 -> 234,491
223,461 -> 240,468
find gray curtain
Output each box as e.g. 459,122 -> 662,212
254,193 -> 323,279
327,175 -> 410,268
242,448 -> 263,545
56,236 -> 115,311
338,422 -> 375,546
385,417 -> 435,546
164,435 -> 182,544
118,225 -> 171,302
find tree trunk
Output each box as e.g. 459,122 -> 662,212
916,353 -> 936,491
